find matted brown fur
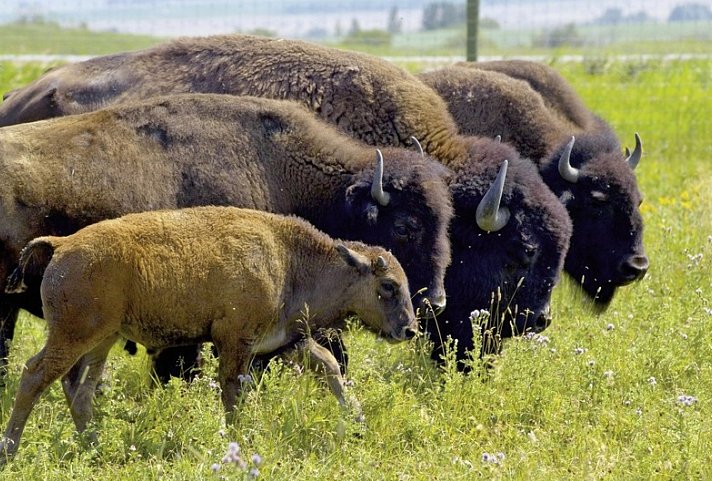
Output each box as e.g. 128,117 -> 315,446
420,66 -> 576,164
0,35 -> 572,366
421,62 -> 648,309
0,93 -> 453,379
0,34 -> 469,164
0,206 -> 417,461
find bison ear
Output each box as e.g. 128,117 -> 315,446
2,89 -> 17,102
345,183 -> 380,225
260,113 -> 287,136
44,87 -> 58,106
558,190 -> 574,205
335,244 -> 371,275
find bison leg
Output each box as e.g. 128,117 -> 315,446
312,329 -> 349,376
61,334 -> 118,434
211,319 -> 252,423
0,303 -> 20,384
214,346 -> 251,425
150,344 -> 203,384
287,338 -> 364,423
0,337 -> 89,463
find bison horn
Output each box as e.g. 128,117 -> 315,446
495,134 -> 502,143
410,136 -> 425,158
371,149 -> 391,207
558,136 -> 579,183
375,255 -> 388,270
476,160 -> 511,233
625,132 -> 642,170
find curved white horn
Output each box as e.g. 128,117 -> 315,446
371,149 -> 391,206
494,134 -> 502,143
476,160 -> 510,233
410,136 -> 425,158
625,132 -> 642,170
558,136 -> 579,183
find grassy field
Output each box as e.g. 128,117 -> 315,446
0,55 -> 710,479
1,20 -> 710,58
0,22 -> 162,55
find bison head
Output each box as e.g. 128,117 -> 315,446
336,243 -> 418,342
542,130 -> 648,311
342,149 -> 453,319
423,139 -> 572,368
0,59 -> 134,127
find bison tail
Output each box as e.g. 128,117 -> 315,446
5,238 -> 56,294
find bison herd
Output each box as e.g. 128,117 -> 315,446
0,34 -> 647,462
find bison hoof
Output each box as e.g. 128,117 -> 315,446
0,438 -> 18,465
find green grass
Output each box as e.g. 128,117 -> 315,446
2,19 -> 708,59
0,58 -> 710,479
0,22 -> 163,55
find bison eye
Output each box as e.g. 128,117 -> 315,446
394,224 -> 409,238
379,281 -> 397,298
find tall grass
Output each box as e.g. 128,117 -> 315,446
0,58 -> 710,480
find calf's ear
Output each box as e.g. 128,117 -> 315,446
335,244 -> 371,275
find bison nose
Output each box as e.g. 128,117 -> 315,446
534,311 -> 552,333
401,325 -> 419,340
619,254 -> 649,282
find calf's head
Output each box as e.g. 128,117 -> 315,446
542,131 -> 648,310
344,149 -> 453,318
336,243 -> 418,341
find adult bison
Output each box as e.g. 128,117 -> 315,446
0,94 -> 452,381
420,62 -> 648,310
0,35 -> 571,367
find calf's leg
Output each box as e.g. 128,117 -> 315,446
61,334 -> 118,434
0,335 -> 96,463
286,338 -> 364,423
211,319 -> 252,424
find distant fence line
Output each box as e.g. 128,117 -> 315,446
0,53 -> 709,65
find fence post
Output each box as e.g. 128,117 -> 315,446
466,0 -> 479,61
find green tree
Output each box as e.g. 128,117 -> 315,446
668,3 -> 712,21
422,2 -> 466,31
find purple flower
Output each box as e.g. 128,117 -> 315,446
677,395 -> 698,407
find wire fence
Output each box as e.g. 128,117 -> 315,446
0,1 -> 710,61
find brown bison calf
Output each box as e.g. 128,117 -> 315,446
0,206 -> 417,462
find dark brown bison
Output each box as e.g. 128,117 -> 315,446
420,62 -> 648,310
0,206 -> 418,462
0,94 -> 452,381
0,35 -> 571,368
